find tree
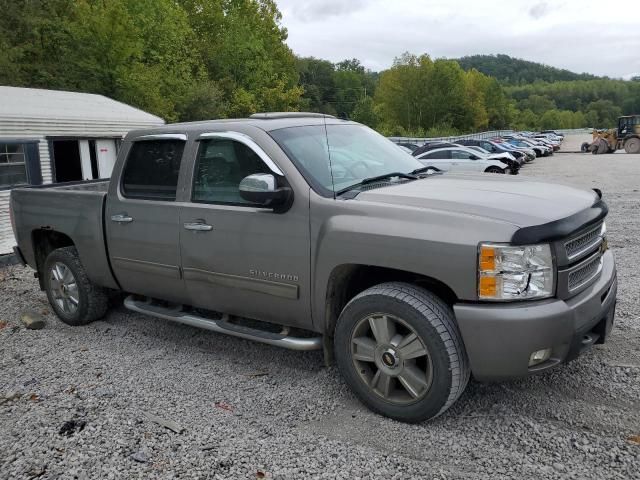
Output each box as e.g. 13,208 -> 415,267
518,95 -> 557,115
179,0 -> 302,117
351,97 -> 378,128
584,100 -> 622,128
0,0 -> 206,121
296,57 -> 337,114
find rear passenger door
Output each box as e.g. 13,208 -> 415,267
179,132 -> 311,328
105,135 -> 187,303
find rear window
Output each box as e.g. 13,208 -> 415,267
121,140 -> 185,201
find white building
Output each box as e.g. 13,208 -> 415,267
0,86 -> 164,255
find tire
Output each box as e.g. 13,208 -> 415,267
596,138 -> 609,155
43,246 -> 109,326
485,166 -> 505,174
624,137 -> 640,154
334,282 -> 470,423
581,142 -> 590,153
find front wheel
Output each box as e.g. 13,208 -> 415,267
44,246 -> 109,326
485,166 -> 505,174
624,137 -> 640,154
334,283 -> 470,423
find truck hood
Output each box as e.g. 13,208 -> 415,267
355,174 -> 598,227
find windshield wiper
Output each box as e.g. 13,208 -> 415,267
411,166 -> 442,175
336,172 -> 417,196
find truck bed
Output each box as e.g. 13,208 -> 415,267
10,179 -> 118,289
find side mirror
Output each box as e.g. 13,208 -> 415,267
239,173 -> 292,212
470,155 -> 479,160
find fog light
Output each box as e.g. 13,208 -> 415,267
529,348 -> 552,366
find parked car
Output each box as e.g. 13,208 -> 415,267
396,142 -> 420,152
11,113 -> 616,423
458,139 -> 533,163
455,145 -> 522,171
541,130 -> 565,139
527,139 -> 554,156
537,132 -> 564,143
493,141 -> 537,162
411,141 -> 457,157
533,135 -> 561,151
508,138 -> 549,157
415,147 -> 513,174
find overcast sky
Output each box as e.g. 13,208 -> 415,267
276,0 -> 640,79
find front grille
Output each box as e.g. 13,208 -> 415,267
565,223 -> 602,261
568,254 -> 602,292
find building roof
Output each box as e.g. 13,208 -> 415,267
0,86 -> 164,125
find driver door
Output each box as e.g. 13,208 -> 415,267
450,149 -> 478,172
179,133 -> 311,328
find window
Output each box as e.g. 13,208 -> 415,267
0,143 -> 28,188
192,139 -> 271,205
451,150 -> 474,160
270,125 -> 422,196
121,140 -> 185,201
420,150 -> 450,159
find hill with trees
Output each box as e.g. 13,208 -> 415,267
456,54 -> 600,84
0,1 -> 634,135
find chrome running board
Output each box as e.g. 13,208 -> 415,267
123,296 -> 322,351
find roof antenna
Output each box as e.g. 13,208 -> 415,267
322,114 -> 336,199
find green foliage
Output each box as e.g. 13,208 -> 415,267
351,97 -> 378,128
296,56 -> 377,118
0,2 -> 633,134
457,54 -> 599,84
373,54 -> 511,134
0,0 -> 302,121
179,0 -> 302,118
296,57 -> 338,114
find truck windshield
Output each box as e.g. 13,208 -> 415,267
270,124 -> 423,197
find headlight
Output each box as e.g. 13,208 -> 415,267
478,243 -> 554,300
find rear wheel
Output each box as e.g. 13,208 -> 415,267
44,246 -> 109,326
624,137 -> 640,154
485,166 -> 505,174
581,142 -> 590,153
334,283 -> 470,423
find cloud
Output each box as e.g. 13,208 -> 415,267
284,0 -> 373,22
529,2 -> 550,19
277,0 -> 640,77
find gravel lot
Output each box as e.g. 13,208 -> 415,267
1,135 -> 639,479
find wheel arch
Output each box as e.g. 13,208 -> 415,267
321,264 -> 458,362
32,229 -> 75,289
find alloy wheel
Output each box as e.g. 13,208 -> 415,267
350,313 -> 433,404
49,262 -> 79,315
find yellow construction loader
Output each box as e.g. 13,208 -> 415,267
581,115 -> 640,154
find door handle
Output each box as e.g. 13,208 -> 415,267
184,222 -> 213,232
111,214 -> 133,223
